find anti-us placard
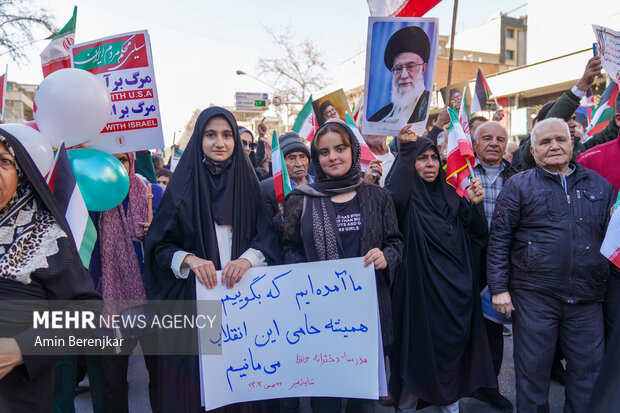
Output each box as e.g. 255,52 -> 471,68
70,30 -> 164,153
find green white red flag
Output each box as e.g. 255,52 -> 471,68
40,6 -> 77,78
271,131 -> 292,203
345,112 -> 376,170
458,87 -> 471,140
446,108 -> 475,197
0,66 -> 7,121
292,96 -> 318,141
584,81 -> 618,142
456,87 -> 472,189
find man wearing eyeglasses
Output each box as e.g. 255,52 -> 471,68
369,26 -> 430,125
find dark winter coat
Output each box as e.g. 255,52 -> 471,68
487,162 -> 615,303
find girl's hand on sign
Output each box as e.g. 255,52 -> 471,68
363,248 -> 387,270
222,258 -> 252,289
183,255 -> 217,289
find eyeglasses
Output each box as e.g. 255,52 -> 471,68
392,62 -> 424,75
242,140 -> 257,150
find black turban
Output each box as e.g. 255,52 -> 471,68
384,26 -> 430,69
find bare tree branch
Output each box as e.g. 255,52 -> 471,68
0,0 -> 57,62
256,24 -> 328,105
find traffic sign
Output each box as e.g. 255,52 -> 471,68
272,96 -> 282,106
235,92 -> 269,110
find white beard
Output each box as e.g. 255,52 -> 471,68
390,75 -> 426,110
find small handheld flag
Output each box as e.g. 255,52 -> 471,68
584,81 -> 618,142
345,112 -> 376,171
40,6 -> 77,78
446,108 -> 475,197
271,131 -> 292,203
46,142 -> 97,267
292,96 -> 318,142
470,68 -> 493,115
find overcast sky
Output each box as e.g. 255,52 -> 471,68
4,0 -> 527,145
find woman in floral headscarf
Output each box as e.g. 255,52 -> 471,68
0,128 -> 99,413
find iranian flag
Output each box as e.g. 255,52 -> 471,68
446,108 -> 475,197
345,112 -> 376,171
470,68 -> 493,115
271,131 -> 292,203
458,86 -> 471,140
0,66 -> 6,121
456,87 -> 472,188
292,96 -> 318,141
40,6 -> 77,78
367,0 -> 443,16
352,95 -> 363,122
583,81 -> 619,142
601,193 -> 620,269
47,142 -> 96,267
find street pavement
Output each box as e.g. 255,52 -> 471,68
75,325 -> 567,412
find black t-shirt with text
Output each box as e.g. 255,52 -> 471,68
332,195 -> 362,258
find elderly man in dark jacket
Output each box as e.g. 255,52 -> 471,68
487,117 -> 615,413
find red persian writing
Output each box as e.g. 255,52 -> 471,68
296,352 -> 368,367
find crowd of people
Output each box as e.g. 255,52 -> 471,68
0,54 -> 619,413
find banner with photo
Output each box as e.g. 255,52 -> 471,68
363,17 -> 438,136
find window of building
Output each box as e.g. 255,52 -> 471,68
506,28 -> 515,38
506,50 -> 514,60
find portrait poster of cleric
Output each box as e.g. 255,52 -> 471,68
363,18 -> 438,136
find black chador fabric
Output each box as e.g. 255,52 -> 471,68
386,137 -> 495,406
143,107 -> 280,413
0,129 -> 100,413
590,307 -> 620,413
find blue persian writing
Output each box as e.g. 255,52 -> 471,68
103,71 -> 152,91
225,347 -> 281,391
294,270 -> 362,311
111,102 -> 156,119
221,269 -> 292,316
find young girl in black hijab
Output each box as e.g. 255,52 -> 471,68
282,120 -> 403,413
386,125 -> 494,413
144,107 -> 280,412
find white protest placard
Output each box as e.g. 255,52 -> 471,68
593,25 -> 620,85
70,30 -> 165,154
196,258 -> 382,410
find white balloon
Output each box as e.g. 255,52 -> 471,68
0,123 -> 54,176
34,68 -> 111,148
